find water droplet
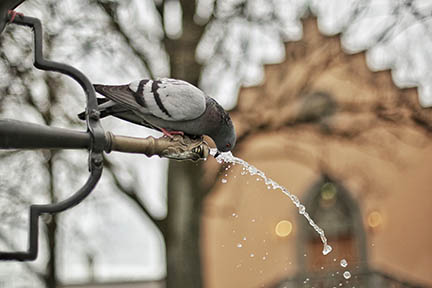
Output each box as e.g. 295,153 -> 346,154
343,271 -> 351,279
299,205 -> 306,215
237,243 -> 242,248
243,236 -> 247,241
340,259 -> 348,267
262,256 -> 266,260
250,253 -> 255,257
221,178 -> 227,184
303,253 -> 307,257
322,244 -> 332,255
321,266 -> 324,270
232,213 -> 236,217
251,219 -> 256,222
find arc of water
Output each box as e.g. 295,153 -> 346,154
212,149 -> 332,256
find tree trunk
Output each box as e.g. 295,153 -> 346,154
163,1 -> 208,287
165,161 -> 207,287
45,153 -> 57,288
45,214 -> 57,288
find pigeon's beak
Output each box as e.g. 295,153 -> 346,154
214,151 -> 221,158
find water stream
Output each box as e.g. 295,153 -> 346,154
211,149 -> 333,256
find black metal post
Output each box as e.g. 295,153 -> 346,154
0,119 -> 91,150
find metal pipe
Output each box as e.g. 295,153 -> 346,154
105,132 -> 210,161
0,119 -> 210,161
0,119 -> 91,150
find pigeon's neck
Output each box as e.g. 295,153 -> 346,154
203,97 -> 232,139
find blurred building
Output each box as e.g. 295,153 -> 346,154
202,17 -> 432,288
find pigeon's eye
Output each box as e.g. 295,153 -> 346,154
226,143 -> 231,148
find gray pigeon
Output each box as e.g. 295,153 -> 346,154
79,78 -> 236,152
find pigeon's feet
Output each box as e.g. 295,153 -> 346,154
161,128 -> 184,139
8,10 -> 24,23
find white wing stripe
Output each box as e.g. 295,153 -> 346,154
151,80 -> 172,118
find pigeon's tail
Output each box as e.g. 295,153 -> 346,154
93,84 -> 107,96
77,97 -> 111,120
77,111 -> 85,120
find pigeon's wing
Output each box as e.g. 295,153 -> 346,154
111,110 -> 161,131
128,78 -> 207,121
94,79 -> 207,121
77,97 -> 160,131
93,84 -> 145,113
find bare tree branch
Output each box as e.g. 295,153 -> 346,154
95,0 -> 155,79
103,156 -> 166,234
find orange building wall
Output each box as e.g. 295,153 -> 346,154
202,17 -> 432,288
203,131 -> 432,288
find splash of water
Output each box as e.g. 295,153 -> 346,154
340,259 -> 348,267
212,149 -> 332,256
343,271 -> 351,279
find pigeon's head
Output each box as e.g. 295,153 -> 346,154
205,97 -> 236,152
214,118 -> 236,152
212,106 -> 236,152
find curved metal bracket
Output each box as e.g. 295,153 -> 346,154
0,14 -> 105,260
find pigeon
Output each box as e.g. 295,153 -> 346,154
79,78 -> 236,152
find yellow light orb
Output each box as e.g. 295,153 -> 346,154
275,220 -> 293,237
368,211 -> 383,228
